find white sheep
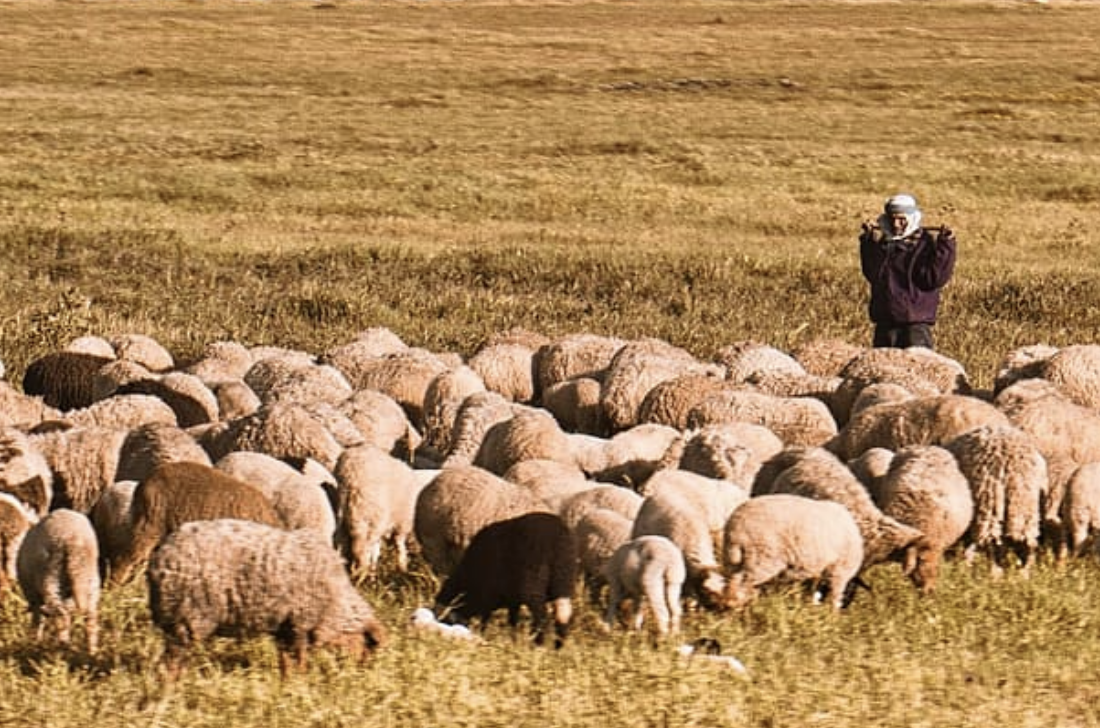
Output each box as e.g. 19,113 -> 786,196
503,458 -> 593,514
828,393 -> 1011,462
945,425 -> 1047,575
753,447 -> 923,570
0,426 -> 54,516
686,388 -> 838,448
603,534 -> 686,636
535,333 -> 626,395
29,425 -> 129,513
638,469 -> 749,538
215,451 -> 337,542
1059,462 -> 1100,560
871,445 -> 974,594
332,444 -> 432,578
183,339 -> 255,383
468,341 -> 540,404
558,484 -> 644,533
789,338 -> 865,378
714,340 -> 806,382
660,423 -> 782,491
110,333 -> 174,372
421,365 -> 487,459
637,373 -> 729,431
412,464 -> 549,577
0,381 -> 60,429
16,508 -> 100,653
1039,344 -> 1100,409
324,347 -> 451,431
338,388 -> 422,462
244,353 -> 353,407
61,393 -> 178,430
831,346 -> 971,425
473,407 -> 576,476
202,401 -> 346,471
577,422 -> 682,487
573,507 -> 634,599
115,421 -> 213,484
440,390 -> 520,468
721,493 -> 864,610
541,376 -> 609,436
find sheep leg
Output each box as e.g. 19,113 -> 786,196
640,569 -> 670,635
603,579 -> 623,632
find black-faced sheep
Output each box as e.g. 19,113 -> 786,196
16,508 -> 100,654
109,461 -> 283,585
434,512 -> 576,648
147,518 -> 386,677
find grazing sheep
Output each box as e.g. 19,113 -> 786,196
203,402 -> 346,471
536,333 -> 626,394
332,444 -> 431,578
210,379 -> 262,421
636,373 -> 729,431
603,535 -> 686,637
473,407 -> 576,476
580,423 -> 682,488
541,377 -> 609,436
114,372 -> 220,427
434,512 -> 576,648
559,484 -> 644,533
244,354 -> 353,407
326,347 -> 450,431
337,388 -> 421,462
440,390 -> 519,467
753,447 -> 923,569
847,447 -> 896,494
992,344 -> 1059,396
61,393 -> 178,431
1059,462 -> 1100,560
468,341 -> 540,404
828,393 -> 1011,462
0,381 -> 60,429
1,493 -> 36,599
686,388 -> 838,448
147,518 -> 386,677
830,346 -> 971,425
945,425 -> 1047,575
183,340 -> 255,383
110,333 -> 174,372
659,424 -> 780,491
323,327 -> 409,363
29,425 -> 129,513
421,365 -> 486,459
714,341 -> 805,381
115,421 -> 212,484
638,469 -> 749,538
600,338 -> 723,433
215,451 -> 337,542
16,509 -> 100,653
631,489 -> 729,610
88,479 -> 138,582
413,464 -> 549,577
790,338 -> 865,379
503,458 -> 593,514
871,445 -> 974,594
573,507 -> 634,599
1039,344 -> 1100,409
0,427 -> 54,516
22,351 -> 114,411
721,493 -> 864,610
90,359 -> 153,402
109,461 -> 283,585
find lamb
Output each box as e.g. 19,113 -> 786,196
215,451 -> 337,542
332,444 -> 432,578
434,512 -> 576,648
16,509 -> 100,654
1,493 -> 36,599
413,464 -> 549,577
753,447 -> 923,570
828,393 -> 1011,462
944,425 -> 1047,575
603,535 -> 686,637
721,493 -> 864,610
870,445 -> 974,594
109,461 -> 283,585
147,518 -> 386,677
22,350 -> 114,411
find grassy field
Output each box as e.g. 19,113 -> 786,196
3,0 -> 1100,726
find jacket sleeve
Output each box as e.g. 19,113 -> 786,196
913,229 -> 957,290
859,230 -> 885,283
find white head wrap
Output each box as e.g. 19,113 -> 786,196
879,194 -> 922,241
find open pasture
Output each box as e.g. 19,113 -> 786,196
3,1 -> 1100,726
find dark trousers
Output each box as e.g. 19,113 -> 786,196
873,323 -> 934,350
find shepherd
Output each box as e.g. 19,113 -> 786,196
859,193 -> 957,350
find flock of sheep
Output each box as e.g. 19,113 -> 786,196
2,327 -> 1100,673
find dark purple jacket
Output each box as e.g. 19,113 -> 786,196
860,227 -> 957,326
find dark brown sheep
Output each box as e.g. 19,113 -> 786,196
22,351 -> 114,412
109,461 -> 282,585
